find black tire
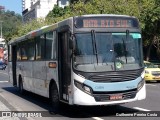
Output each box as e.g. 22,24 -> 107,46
50,83 -> 61,113
157,80 -> 160,83
19,77 -> 24,94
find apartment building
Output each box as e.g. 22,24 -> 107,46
22,0 -> 69,22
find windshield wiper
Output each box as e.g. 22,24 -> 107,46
122,30 -> 130,63
91,30 -> 98,64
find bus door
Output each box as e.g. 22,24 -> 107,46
12,45 -> 17,86
58,30 -> 71,102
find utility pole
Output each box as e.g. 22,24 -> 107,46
0,21 -> 3,39
0,5 -> 4,40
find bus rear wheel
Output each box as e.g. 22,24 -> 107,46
50,83 -> 61,113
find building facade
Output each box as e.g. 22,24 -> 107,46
22,0 -> 69,22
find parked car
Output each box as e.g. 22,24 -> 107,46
144,61 -> 160,82
0,61 -> 6,70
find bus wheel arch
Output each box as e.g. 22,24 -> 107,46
49,79 -> 61,112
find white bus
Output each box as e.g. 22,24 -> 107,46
8,14 -> 146,111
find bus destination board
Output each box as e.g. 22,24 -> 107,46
75,16 -> 139,28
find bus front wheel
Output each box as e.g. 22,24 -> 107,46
50,83 -> 61,113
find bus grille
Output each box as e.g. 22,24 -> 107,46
89,69 -> 143,82
93,89 -> 137,102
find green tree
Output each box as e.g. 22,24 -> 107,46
68,0 -> 160,61
14,18 -> 48,39
10,0 -> 160,61
47,5 -> 65,18
141,0 -> 160,60
0,10 -> 22,42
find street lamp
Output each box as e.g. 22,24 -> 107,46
0,21 -> 3,39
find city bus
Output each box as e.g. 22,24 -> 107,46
8,14 -> 146,111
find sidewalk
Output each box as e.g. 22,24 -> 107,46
0,95 -> 20,120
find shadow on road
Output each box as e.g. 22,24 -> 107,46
145,81 -> 160,84
2,86 -> 140,118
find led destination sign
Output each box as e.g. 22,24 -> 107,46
75,17 -> 139,28
83,19 -> 131,28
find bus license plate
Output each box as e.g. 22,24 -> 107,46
110,94 -> 123,100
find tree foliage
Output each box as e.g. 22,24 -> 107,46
140,0 -> 160,60
48,0 -> 160,61
0,10 -> 22,42
14,18 -> 48,39
5,0 -> 160,61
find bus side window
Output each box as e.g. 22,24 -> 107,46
21,48 -> 27,60
21,42 -> 28,60
27,39 -> 35,60
8,45 -> 12,62
17,45 -> 21,61
36,35 -> 45,60
36,36 -> 41,60
53,31 -> 57,59
46,31 -> 57,60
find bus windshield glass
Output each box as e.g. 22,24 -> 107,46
73,32 -> 143,72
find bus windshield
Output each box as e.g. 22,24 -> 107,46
73,32 -> 143,72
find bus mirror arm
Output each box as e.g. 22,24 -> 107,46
69,38 -> 73,49
69,35 -> 75,50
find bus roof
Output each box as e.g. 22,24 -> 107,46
8,14 -> 137,45
8,23 -> 58,45
76,14 -> 136,18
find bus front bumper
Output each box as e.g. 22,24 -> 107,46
73,83 -> 146,106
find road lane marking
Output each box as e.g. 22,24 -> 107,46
146,84 -> 156,87
0,81 -> 8,83
92,117 -> 104,120
133,107 -> 151,111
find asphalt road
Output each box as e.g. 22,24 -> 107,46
0,68 -> 160,120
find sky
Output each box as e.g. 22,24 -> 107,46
0,0 -> 22,15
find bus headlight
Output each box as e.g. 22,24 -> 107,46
74,80 -> 92,95
83,86 -> 91,93
137,79 -> 145,91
